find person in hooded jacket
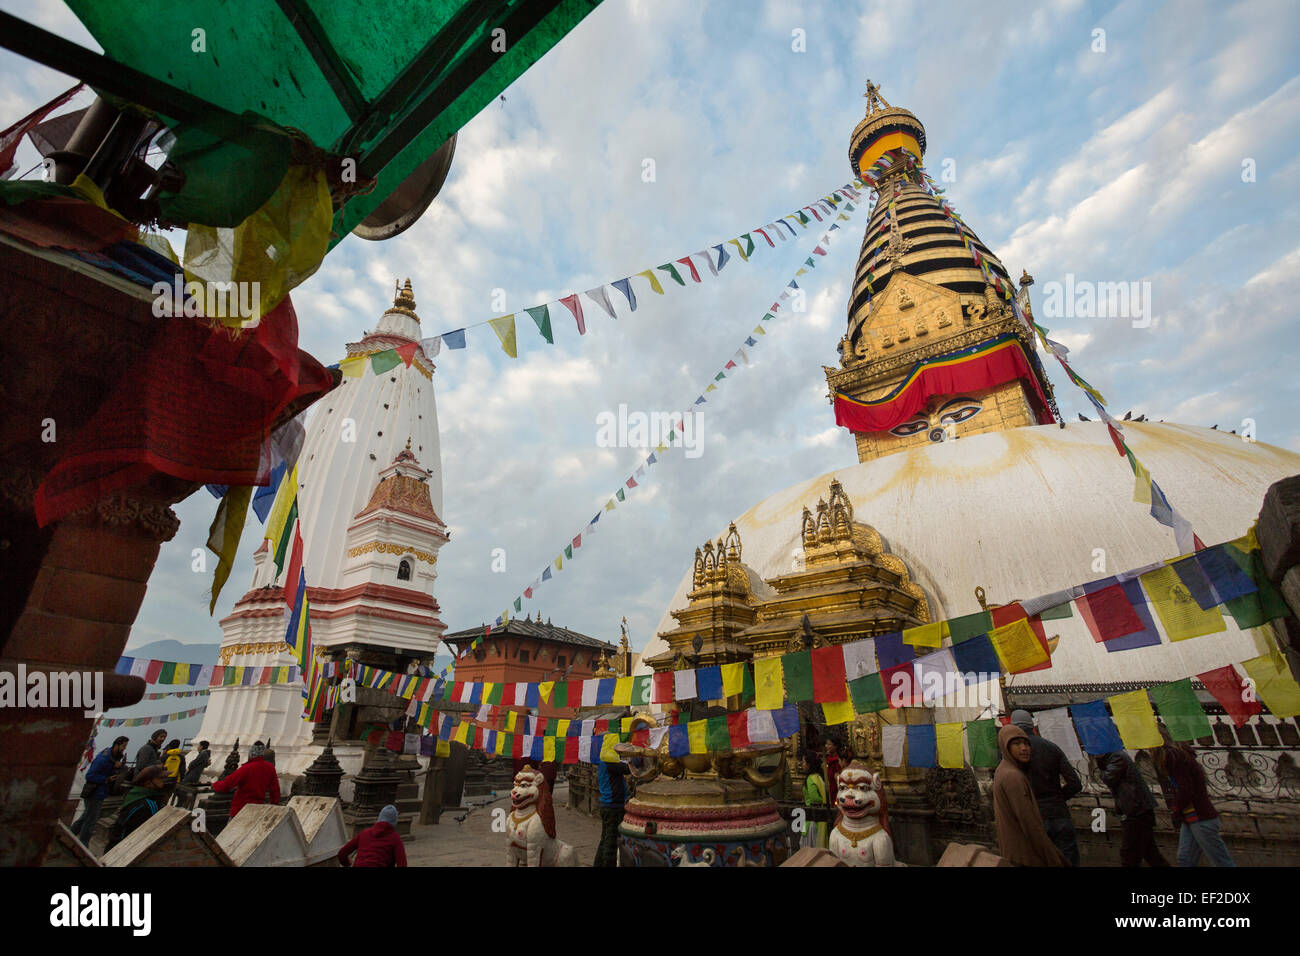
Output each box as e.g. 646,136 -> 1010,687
992,723 -> 1068,866
210,741 -> 280,819
338,804 -> 407,867
1010,709 -> 1082,865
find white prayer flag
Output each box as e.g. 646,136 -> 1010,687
1037,706 -> 1085,765
674,669 -> 697,701
842,638 -> 878,680
882,724 -> 907,767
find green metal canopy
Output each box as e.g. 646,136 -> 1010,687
1,0 -> 601,243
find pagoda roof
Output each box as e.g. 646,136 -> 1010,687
442,617 -> 615,652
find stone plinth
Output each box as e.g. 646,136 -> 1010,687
618,777 -> 790,867
288,796 -> 347,866
216,803 -> 308,867
101,806 -> 233,867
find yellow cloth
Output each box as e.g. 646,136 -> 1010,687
1141,565 -> 1226,641
539,681 -> 554,704
989,617 -> 1048,672
1109,689 -> 1163,748
554,556 -> 562,571
822,699 -> 854,725
1241,654 -> 1300,718
754,657 -> 784,710
183,164 -> 332,325
505,712 -> 518,732
435,739 -> 450,758
728,237 -> 749,262
600,732 -> 621,763
173,663 -> 190,685
497,732 -> 509,756
605,500 -> 616,512
1132,457 -> 1152,505
263,463 -> 299,548
543,737 -> 556,762
555,719 -> 570,737
636,269 -> 665,295
488,314 -> 517,358
612,677 -> 633,706
720,662 -> 745,697
903,621 -> 948,649
339,355 -> 367,377
620,717 -> 635,734
936,722 -> 964,769
453,721 -> 470,745
688,719 -> 708,754
206,485 -> 251,613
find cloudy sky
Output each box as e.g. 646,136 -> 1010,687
4,0 -> 1299,742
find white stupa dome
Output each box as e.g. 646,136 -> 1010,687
639,421 -> 1300,689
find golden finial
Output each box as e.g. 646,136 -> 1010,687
405,436 -> 412,451
863,79 -> 892,115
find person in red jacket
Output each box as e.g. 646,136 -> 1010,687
211,742 -> 280,819
338,804 -> 407,867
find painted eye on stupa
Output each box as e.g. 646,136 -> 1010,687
889,417 -> 930,437
937,398 -> 983,426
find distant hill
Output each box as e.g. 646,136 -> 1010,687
121,639 -> 220,665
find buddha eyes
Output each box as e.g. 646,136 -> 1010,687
890,418 -> 930,437
938,401 -> 982,425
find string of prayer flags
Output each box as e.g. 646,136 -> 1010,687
1148,679 -> 1212,741
1108,689 -> 1164,749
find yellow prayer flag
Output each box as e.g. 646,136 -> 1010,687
752,325 -> 766,336
1241,654 -> 1300,718
554,555 -> 563,571
688,719 -> 708,754
636,269 -> 665,295
339,355 -> 366,377
555,719 -> 570,738
706,384 -> 717,393
496,732 -> 508,756
720,662 -> 745,697
613,677 -> 633,706
605,500 -> 616,511
754,657 -> 785,710
903,621 -> 948,649
728,238 -> 749,262
989,617 -> 1048,673
543,736 -> 556,762
1132,457 -> 1152,505
453,721 -> 469,745
173,663 -> 190,684
505,711 -> 518,732
822,699 -> 855,725
796,268 -> 808,276
264,463 -> 299,546
600,732 -> 621,762
539,681 -> 554,704
1140,565 -> 1226,641
482,683 -> 495,704
1229,524 -> 1259,555
936,722 -> 965,769
655,442 -> 667,453
435,739 -> 451,758
1109,689 -> 1163,748
488,314 -> 518,358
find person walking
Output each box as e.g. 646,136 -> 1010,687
593,756 -> 630,867
1099,750 -> 1169,867
1010,709 -> 1082,865
73,735 -> 129,846
992,723 -> 1068,866
105,766 -> 171,851
181,740 -> 212,785
801,751 -> 828,849
132,730 -> 167,780
1155,727 -> 1235,867
210,741 -> 280,820
338,805 -> 407,867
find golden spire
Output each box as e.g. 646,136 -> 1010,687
384,277 -> 420,323
862,78 -> 892,115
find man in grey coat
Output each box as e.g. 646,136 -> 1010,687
1011,709 -> 1083,865
132,730 -> 167,780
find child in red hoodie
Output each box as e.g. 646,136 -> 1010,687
338,804 -> 407,867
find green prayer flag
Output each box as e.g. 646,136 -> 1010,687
564,544 -> 573,560
223,667 -> 238,686
742,664 -> 755,707
370,349 -> 402,373
1039,602 -> 1075,621
706,715 -> 730,751
798,211 -> 810,225
616,488 -> 625,502
948,610 -> 993,644
486,683 -> 503,705
272,499 -> 297,574
967,719 -> 999,767
741,233 -> 754,257
657,263 -> 685,286
159,661 -> 177,684
631,674 -> 652,707
514,597 -> 522,612
714,372 -> 725,381
781,650 -> 814,702
526,304 -> 553,344
804,256 -> 815,268
1149,679 -> 1212,741
1222,546 -> 1290,629
553,682 -> 568,708
848,672 -> 887,713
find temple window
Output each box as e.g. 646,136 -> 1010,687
519,650 -> 529,664
556,655 -> 565,667
397,559 -> 412,581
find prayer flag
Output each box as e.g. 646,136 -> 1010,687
811,645 -> 847,702
936,722 -> 965,769
695,666 -> 723,701
688,720 -> 708,754
948,610 -> 992,644
823,699 -> 855,725
706,715 -> 730,751
1196,665 -> 1261,727
1108,689 -> 1163,748
781,650 -> 814,702
848,672 -> 888,714
1069,699 -> 1124,755
754,657 -> 784,710
1081,582 -> 1145,642
882,661 -> 917,708
558,294 -> 586,335
1221,546 -> 1289,628
1140,565 -> 1226,641
903,620 -> 948,648
675,256 -> 701,283
668,725 -> 689,758
951,633 -> 1000,678
720,662 -> 745,697
526,305 -> 553,343
1149,679 -> 1212,741
442,329 -> 467,349
652,671 -> 674,704
914,648 -> 960,704
586,286 -> 617,319
874,632 -> 914,670
842,637 -> 877,680
1170,555 -> 1219,611
989,617 -> 1049,673
727,710 -> 749,747
882,725 -> 905,767
967,719 -> 999,767
612,277 -> 637,312
1240,654 -> 1300,718
370,350 -> 401,373
1195,546 -> 1257,604
613,677 -> 633,706
674,668 -> 697,702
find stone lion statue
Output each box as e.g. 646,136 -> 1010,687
828,762 -> 898,866
506,767 -> 576,867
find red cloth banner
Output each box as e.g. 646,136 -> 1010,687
811,645 -> 848,702
1196,665 -> 1262,728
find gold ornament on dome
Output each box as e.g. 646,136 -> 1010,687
346,541 -> 438,564
218,641 -> 302,665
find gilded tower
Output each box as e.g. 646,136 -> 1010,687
826,82 -> 1059,464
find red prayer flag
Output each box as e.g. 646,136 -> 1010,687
881,661 -> 917,708
811,645 -> 848,702
652,671 -> 674,704
675,256 -> 702,283
385,731 -> 404,752
559,294 -> 586,335
632,728 -> 650,747
1197,665 -> 1261,728
806,206 -> 823,222
366,727 -> 384,745
726,710 -> 749,747
512,733 -> 524,758
594,719 -> 608,734
284,530 -> 304,609
145,660 -> 164,683
755,228 -> 775,247
564,737 -> 580,764
396,342 -> 418,367
0,82 -> 82,175
1081,583 -> 1144,642
572,534 -> 582,550
1106,423 -> 1126,456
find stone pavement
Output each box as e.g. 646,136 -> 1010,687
404,783 -> 605,867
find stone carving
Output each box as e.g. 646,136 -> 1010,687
505,768 -> 576,866
897,289 -> 914,311
671,846 -> 716,867
345,541 -> 438,564
828,763 -> 897,866
924,767 -> 985,824
937,309 -> 953,329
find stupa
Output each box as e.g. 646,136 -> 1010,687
633,84 -> 1300,863
194,281 -> 449,780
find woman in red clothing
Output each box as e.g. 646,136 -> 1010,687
338,804 -> 407,867
210,742 -> 280,819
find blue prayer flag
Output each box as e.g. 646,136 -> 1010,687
668,725 -> 690,757
1070,699 -> 1124,755
695,666 -> 724,701
874,632 -> 915,669
906,724 -> 937,768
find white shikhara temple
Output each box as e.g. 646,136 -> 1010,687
195,281 -> 448,776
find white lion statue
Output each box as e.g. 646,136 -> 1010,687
828,762 -> 898,867
506,767 -> 576,867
